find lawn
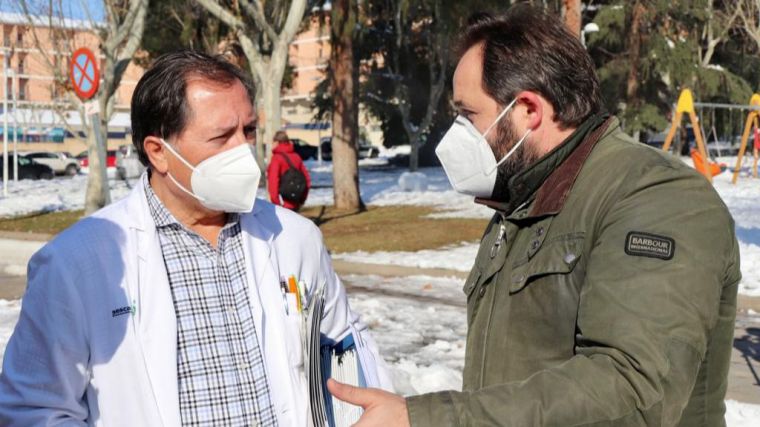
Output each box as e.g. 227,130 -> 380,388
0,206 -> 488,253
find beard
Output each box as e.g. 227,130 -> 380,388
486,115 -> 541,202
490,115 -> 539,179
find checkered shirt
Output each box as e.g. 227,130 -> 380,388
144,175 -> 278,426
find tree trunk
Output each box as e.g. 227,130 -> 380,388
261,76 -> 281,164
409,142 -> 420,172
330,0 -> 363,210
562,0 -> 582,38
626,1 -> 645,103
84,109 -> 110,214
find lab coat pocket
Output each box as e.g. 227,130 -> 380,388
284,311 -> 305,369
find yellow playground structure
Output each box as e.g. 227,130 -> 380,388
662,89 -> 760,184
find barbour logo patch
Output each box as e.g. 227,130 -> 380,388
625,232 -> 675,260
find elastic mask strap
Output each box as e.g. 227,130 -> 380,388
166,172 -> 205,202
160,139 -> 206,202
488,128 -> 532,175
160,138 -> 197,172
483,97 -> 518,138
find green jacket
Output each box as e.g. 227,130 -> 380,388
406,117 -> 741,426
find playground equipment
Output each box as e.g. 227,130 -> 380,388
754,128 -> 759,178
689,148 -> 725,177
662,89 -> 714,182
663,89 -> 760,184
730,94 -> 760,183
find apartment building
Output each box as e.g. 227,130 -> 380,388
0,10 -> 381,156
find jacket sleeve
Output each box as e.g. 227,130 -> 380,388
312,226 -> 394,392
406,164 -> 741,426
0,245 -> 90,425
267,157 -> 281,205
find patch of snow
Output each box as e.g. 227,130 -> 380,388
398,172 -> 429,192
725,400 -> 760,427
2,264 -> 26,276
0,175 -> 131,218
0,299 -> 20,362
334,243 -> 478,272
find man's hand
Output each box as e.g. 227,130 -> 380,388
327,378 -> 411,427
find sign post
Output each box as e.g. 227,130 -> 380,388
11,68 -> 17,182
69,47 -> 105,198
2,49 -> 8,197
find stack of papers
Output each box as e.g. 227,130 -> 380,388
304,282 -> 365,427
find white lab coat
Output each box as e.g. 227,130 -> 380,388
0,179 -> 392,426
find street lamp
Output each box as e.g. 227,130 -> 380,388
581,22 -> 599,48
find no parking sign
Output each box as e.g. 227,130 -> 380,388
69,48 -> 100,100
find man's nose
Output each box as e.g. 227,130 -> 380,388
229,131 -> 252,148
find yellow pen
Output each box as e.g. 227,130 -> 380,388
288,275 -> 302,312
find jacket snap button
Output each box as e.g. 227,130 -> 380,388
536,227 -> 544,236
513,274 -> 525,283
479,287 -> 487,297
564,253 -> 577,264
531,240 -> 540,250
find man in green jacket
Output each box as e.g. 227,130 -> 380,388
328,4 -> 741,426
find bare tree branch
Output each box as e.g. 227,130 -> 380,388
239,0 -> 279,43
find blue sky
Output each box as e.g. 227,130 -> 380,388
1,0 -> 104,21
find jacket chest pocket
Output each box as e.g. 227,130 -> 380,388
509,233 -> 585,294
283,310 -> 305,369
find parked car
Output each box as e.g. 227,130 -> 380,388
319,137 -> 379,161
320,137 -> 333,160
0,156 -> 54,180
291,138 -> 319,160
21,151 -> 80,176
78,150 -> 118,169
116,145 -> 145,179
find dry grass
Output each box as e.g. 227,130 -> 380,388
0,205 -> 489,253
0,210 -> 84,236
300,205 -> 487,253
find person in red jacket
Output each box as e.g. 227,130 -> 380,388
267,130 -> 311,210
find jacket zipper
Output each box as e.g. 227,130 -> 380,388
481,213 -> 507,386
490,213 -> 508,258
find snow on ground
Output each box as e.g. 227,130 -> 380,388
334,243 -> 478,273
305,160 -> 493,219
0,275 -> 758,425
725,400 -> 760,427
711,161 -> 760,297
0,174 -> 132,218
343,275 -> 467,395
2,156 -> 760,294
0,299 -> 20,362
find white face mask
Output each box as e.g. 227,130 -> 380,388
161,139 -> 261,213
435,98 -> 532,197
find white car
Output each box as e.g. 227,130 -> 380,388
22,151 -> 80,176
116,145 -> 145,179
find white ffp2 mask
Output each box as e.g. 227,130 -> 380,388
161,139 -> 261,213
435,98 -> 531,197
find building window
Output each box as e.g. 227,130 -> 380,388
18,79 -> 27,100
3,27 -> 11,48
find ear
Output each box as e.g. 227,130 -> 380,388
143,136 -> 169,174
513,91 -> 544,131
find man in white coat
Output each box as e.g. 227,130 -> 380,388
0,51 -> 391,426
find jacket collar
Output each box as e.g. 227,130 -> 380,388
476,115 -> 615,217
273,142 -> 295,154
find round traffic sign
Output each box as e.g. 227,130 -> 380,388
70,48 -> 100,100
